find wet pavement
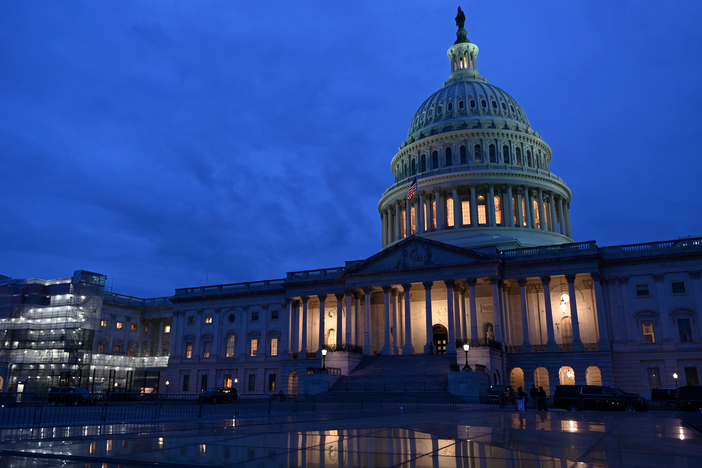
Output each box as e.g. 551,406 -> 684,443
0,409 -> 700,467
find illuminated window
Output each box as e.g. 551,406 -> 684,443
432,150 -> 438,169
144,325 -> 149,333
423,204 -> 428,231
477,195 -> 487,225
678,318 -> 692,343
521,197 -> 527,226
489,144 -> 496,163
503,145 -> 510,164
647,367 -> 661,391
401,210 -> 406,237
205,315 -> 213,324
203,341 -> 211,358
131,324 -> 137,331
642,320 -> 655,343
445,147 -> 452,166
513,197 -> 518,226
410,206 -> 416,234
543,202 -> 548,227
164,325 -> 171,333
516,147 -> 522,165
561,317 -> 573,344
128,347 -> 134,356
185,342 -> 193,359
446,198 -> 454,227
269,374 -> 277,392
187,317 -> 194,325
113,345 -> 120,355
270,337 -> 278,356
116,322 -> 123,329
142,346 -> 147,356
459,145 -> 467,164
223,374 -> 232,387
100,320 -> 108,328
462,200 -> 470,225
431,201 -> 437,229
494,195 -> 502,224
98,343 -> 105,354
225,334 -> 235,358
474,144 -> 482,163
533,200 -> 541,229
250,339 -> 258,357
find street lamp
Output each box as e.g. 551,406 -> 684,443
165,380 -> 169,394
673,373 -> 679,387
234,378 -> 238,391
462,343 -> 471,370
321,349 -> 327,371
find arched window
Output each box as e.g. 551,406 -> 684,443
489,144 -> 496,163
431,200 -> 437,229
445,147 -> 452,166
225,333 -> 235,358
411,159 -> 416,176
461,198 -> 471,225
410,206 -> 416,235
474,144 -> 482,163
432,150 -> 439,169
447,100 -> 453,112
516,147 -> 522,165
403,163 -> 408,179
543,202 -> 548,227
503,145 -> 510,164
460,145 -> 467,164
561,317 -> 573,344
446,198 -> 454,227
494,195 -> 502,224
421,154 -> 426,172
527,150 -> 532,167
533,199 -> 541,228
477,195 -> 487,225
327,329 -> 337,346
536,153 -> 541,169
512,197 -> 518,226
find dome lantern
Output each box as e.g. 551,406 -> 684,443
448,7 -> 479,74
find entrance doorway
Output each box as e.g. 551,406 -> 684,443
432,324 -> 448,354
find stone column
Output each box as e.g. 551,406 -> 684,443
382,211 -> 388,246
445,280 -> 457,354
318,294 -> 326,353
344,291 -> 353,346
335,293 -> 344,347
435,189 -> 444,230
590,274 -> 609,349
506,184 -> 514,227
565,275 -> 583,351
452,186 -> 461,228
557,196 -> 566,235
423,281 -> 433,353
453,287 -> 462,341
291,300 -> 300,352
518,279 -> 531,351
394,202 -> 401,241
382,286 -> 392,355
548,194 -> 557,233
284,298 -> 292,354
354,292 -> 361,346
490,277 -> 503,342
402,284 -> 414,354
541,277 -> 557,352
467,278 -> 478,341
523,185 -> 532,229
391,288 -> 400,354
537,188 -> 546,231
405,199 -> 412,238
300,296 -> 309,354
488,183 -> 495,227
565,202 -> 572,238
516,189 -> 524,227
459,286 -> 467,341
363,288 -> 372,355
418,192 -> 425,234
146,319 -> 153,356
469,185 -> 478,227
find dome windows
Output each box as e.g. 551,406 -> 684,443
516,147 -> 522,165
480,99 -> 487,108
489,144 -> 496,163
491,100 -> 498,110
501,102 -> 507,111
411,159 -> 416,176
459,145 -> 467,164
432,150 -> 439,169
510,104 -> 515,113
437,102 -> 443,114
458,99 -> 465,110
474,144 -> 482,163
527,150 -> 532,167
447,101 -> 454,112
503,145 -> 510,164
420,154 -> 426,172
445,147 -> 452,166
469,99 -> 475,108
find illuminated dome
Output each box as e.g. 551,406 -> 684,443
378,9 -> 574,251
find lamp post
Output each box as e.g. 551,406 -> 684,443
234,378 -> 238,391
673,373 -> 679,387
165,380 -> 169,394
321,348 -> 327,371
462,343 -> 471,370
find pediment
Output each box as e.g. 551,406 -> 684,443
345,236 -> 496,276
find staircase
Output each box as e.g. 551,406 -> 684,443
329,354 -> 457,393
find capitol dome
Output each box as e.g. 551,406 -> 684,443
378,11 -> 573,251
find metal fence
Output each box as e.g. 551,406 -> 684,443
1,392 -> 700,429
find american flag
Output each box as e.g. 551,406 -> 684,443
406,177 -> 417,200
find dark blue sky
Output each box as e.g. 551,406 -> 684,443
2,2 -> 701,298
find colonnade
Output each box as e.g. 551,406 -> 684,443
285,273 -> 608,356
381,183 -> 571,247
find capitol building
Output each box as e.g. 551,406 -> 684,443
1,13 -> 700,399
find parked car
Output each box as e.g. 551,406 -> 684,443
199,387 -> 238,404
486,385 -> 514,404
650,388 -> 677,401
45,387 -> 95,406
553,385 -> 647,412
676,386 -> 702,412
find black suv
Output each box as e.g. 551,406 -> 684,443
676,386 -> 702,412
199,387 -> 238,404
45,387 -> 95,406
553,385 -> 647,412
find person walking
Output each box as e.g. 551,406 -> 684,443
537,386 -> 547,411
515,386 -> 528,411
529,385 -> 539,410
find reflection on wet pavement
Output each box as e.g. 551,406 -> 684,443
0,410 -> 700,467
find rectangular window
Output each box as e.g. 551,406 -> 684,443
185,342 -> 193,359
205,315 -> 213,324
478,205 -> 487,225
678,318 -> 693,343
494,196 -> 502,224
131,324 -> 137,331
142,347 -> 147,356
128,347 -> 134,356
446,199 -> 454,227
187,317 -> 195,325
251,311 -> 259,322
268,374 -> 277,392
248,374 -> 256,392
200,375 -> 208,392
226,335 -> 235,357
183,375 -> 190,392
271,310 -> 279,320
685,367 -> 700,386
100,320 -> 108,328
461,200 -> 470,225
410,206 -> 416,235
401,210 -> 406,237
250,338 -> 258,357
424,204 -> 428,231
203,341 -> 211,358
98,343 -> 105,354
642,320 -> 655,343
224,374 -> 232,388
647,367 -> 661,391
144,325 -> 149,333
113,345 -> 120,355
116,322 -> 123,329
636,284 -> 650,297
672,281 -> 686,294
533,200 -> 541,229
270,338 -> 278,357
164,325 -> 171,333
431,201 -> 437,229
